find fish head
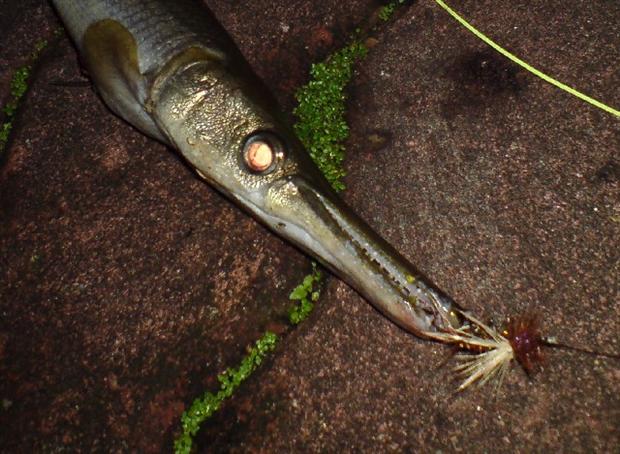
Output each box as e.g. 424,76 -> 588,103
152,56 -> 462,337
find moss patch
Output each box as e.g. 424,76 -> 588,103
174,331 -> 278,454
378,0 -> 406,22
0,39 -> 48,156
293,41 -> 367,192
288,262 -> 323,325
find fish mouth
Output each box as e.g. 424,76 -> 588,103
239,174 -> 463,338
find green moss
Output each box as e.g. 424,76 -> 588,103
293,41 -> 367,192
174,331 -> 278,454
288,262 -> 323,325
174,263 -> 323,452
0,38 -> 48,155
378,1 -> 406,22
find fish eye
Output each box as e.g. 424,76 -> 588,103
242,131 -> 285,174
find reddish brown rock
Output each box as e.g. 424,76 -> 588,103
1,0 -> 618,452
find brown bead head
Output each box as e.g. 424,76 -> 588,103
503,313 -> 544,374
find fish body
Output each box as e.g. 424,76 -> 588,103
50,0 -> 462,338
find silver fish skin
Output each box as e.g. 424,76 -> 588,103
50,0 -> 463,338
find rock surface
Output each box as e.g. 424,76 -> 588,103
1,0 -> 618,452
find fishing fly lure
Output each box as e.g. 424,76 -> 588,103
431,311 -> 521,390
433,309 -> 618,390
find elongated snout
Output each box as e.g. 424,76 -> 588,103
262,174 -> 462,337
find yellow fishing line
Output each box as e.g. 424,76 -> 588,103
434,0 -> 620,117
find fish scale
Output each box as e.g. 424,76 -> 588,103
51,0 -> 230,74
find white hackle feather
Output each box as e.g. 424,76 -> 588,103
429,311 -> 515,390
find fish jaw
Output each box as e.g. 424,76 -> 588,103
259,174 -> 464,336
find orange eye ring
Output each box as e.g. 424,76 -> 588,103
245,140 -> 274,172
242,132 -> 284,174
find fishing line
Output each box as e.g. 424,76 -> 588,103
433,0 -> 620,117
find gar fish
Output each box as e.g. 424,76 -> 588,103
48,0 -> 468,344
